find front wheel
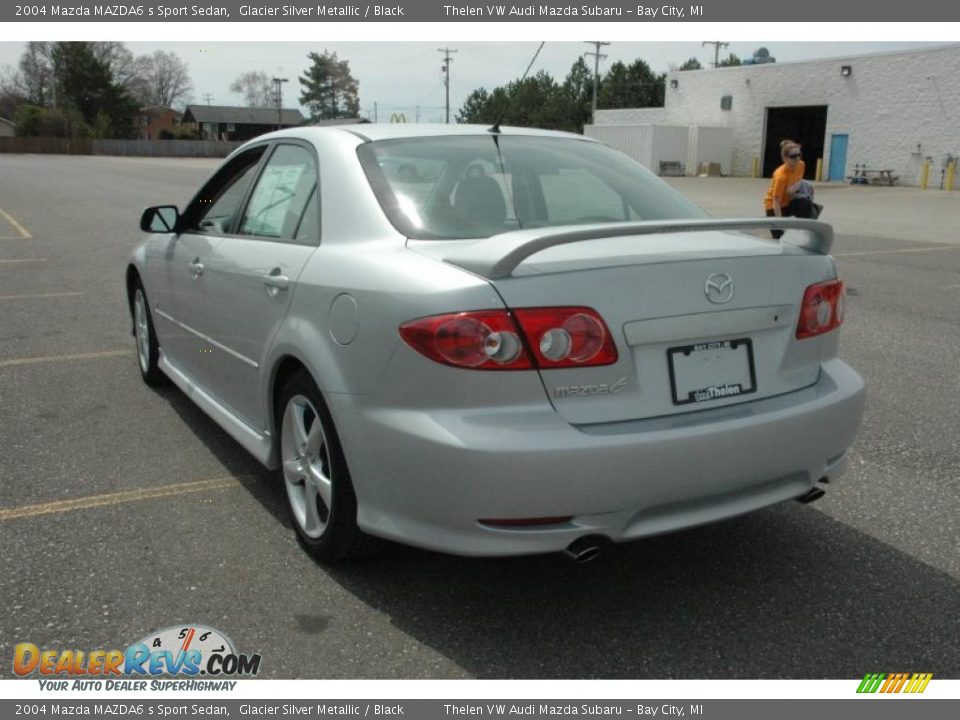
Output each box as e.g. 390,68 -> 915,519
278,370 -> 374,562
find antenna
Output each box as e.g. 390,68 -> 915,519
489,41 -> 546,134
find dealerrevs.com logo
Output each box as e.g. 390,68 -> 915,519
14,625 -> 261,689
857,672 -> 933,694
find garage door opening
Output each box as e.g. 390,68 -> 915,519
763,106 -> 828,179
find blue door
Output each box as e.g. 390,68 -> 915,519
829,134 -> 849,182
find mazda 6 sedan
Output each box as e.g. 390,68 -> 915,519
127,124 -> 865,562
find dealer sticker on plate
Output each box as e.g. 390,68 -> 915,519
668,339 -> 757,405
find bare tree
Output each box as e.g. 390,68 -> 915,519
230,71 -> 275,108
139,50 -> 193,108
8,42 -> 54,107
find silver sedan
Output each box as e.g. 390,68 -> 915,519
127,124 -> 865,562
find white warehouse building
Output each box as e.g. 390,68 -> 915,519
587,44 -> 960,188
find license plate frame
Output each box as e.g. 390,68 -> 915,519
668,338 -> 757,406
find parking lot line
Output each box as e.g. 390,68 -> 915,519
0,291 -> 85,301
0,349 -> 131,369
0,207 -> 32,239
0,258 -> 47,264
0,476 -> 245,522
835,246 -> 960,258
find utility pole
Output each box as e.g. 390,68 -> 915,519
438,47 -> 457,124
584,41 -> 609,125
202,93 -> 214,106
272,77 -> 289,130
702,41 -> 729,68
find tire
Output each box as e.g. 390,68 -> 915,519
278,369 -> 375,562
132,280 -> 166,387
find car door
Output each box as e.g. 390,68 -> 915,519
202,142 -> 320,431
149,146 -> 267,386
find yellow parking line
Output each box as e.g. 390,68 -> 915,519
835,246 -> 960,257
0,258 -> 46,264
0,207 -> 32,239
0,349 -> 131,368
0,477 -> 245,522
0,291 -> 85,301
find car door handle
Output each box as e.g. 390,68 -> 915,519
189,260 -> 205,277
262,274 -> 290,291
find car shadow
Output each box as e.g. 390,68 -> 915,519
148,380 -> 290,526
318,505 -> 960,679
147,381 -> 960,680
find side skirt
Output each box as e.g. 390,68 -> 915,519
158,351 -> 279,470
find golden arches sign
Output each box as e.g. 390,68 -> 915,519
389,113 -> 407,123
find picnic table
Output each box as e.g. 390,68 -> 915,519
848,166 -> 899,186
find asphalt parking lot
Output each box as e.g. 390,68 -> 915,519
1,154 -> 958,679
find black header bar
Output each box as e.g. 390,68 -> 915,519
3,0 -> 959,23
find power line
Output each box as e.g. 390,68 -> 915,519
702,41 -> 729,68
438,47 -> 458,124
584,41 -> 609,124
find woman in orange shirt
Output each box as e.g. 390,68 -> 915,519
764,140 -> 812,238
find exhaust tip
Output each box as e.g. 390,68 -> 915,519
796,487 -> 826,504
563,535 -> 611,564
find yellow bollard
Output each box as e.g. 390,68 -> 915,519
752,156 -> 759,179
920,160 -> 931,190
815,158 -> 823,182
946,160 -> 956,192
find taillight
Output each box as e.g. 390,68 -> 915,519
513,307 -> 618,368
399,311 -> 532,370
399,307 -> 617,370
796,279 -> 845,339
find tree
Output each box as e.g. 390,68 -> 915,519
558,56 -> 593,131
455,71 -> 565,130
678,57 -> 703,71
299,50 -> 360,120
456,87 -> 494,124
50,42 -> 139,138
140,50 -> 193,108
17,42 -> 54,107
598,60 -> 665,109
230,71 -> 274,108
718,54 -> 742,68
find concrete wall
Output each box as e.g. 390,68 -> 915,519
596,44 -> 960,186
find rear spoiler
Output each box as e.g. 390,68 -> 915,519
443,218 -> 833,280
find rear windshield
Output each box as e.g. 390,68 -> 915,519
357,135 -> 708,240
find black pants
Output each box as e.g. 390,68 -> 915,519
767,197 -> 813,239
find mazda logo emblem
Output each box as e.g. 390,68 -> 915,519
705,273 -> 734,304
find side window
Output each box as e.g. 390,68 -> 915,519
238,144 -> 318,242
183,147 -> 266,234
540,169 -> 631,223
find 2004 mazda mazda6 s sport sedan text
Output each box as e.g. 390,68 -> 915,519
127,124 -> 865,562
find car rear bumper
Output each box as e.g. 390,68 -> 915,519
329,358 -> 865,557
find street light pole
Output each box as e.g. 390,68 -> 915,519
272,77 -> 289,130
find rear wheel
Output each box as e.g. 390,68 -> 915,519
278,370 -> 374,561
132,281 -> 166,386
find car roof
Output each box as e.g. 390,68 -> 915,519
292,123 -> 596,144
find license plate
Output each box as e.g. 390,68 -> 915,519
668,339 -> 757,405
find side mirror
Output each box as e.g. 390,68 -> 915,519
140,205 -> 180,234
